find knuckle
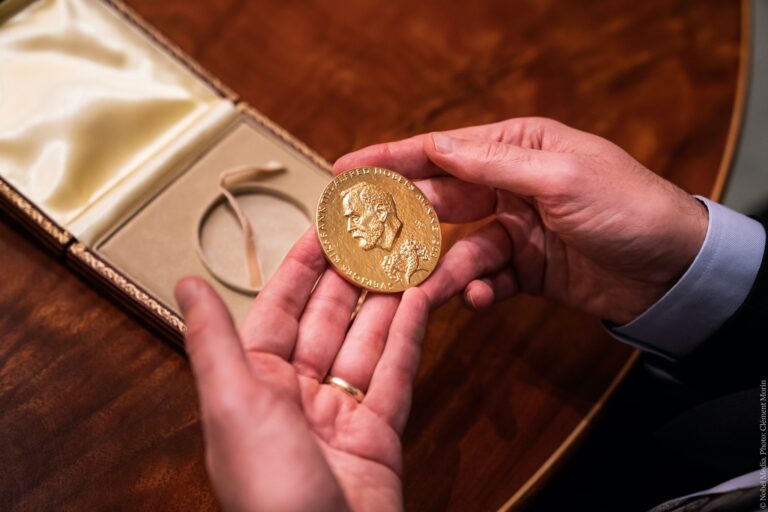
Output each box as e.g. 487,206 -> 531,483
291,359 -> 323,381
360,142 -> 396,167
345,331 -> 384,360
309,289 -> 353,313
521,117 -> 565,148
406,287 -> 430,313
474,141 -> 514,167
528,116 -> 561,128
547,153 -> 583,194
206,390 -> 249,425
285,237 -> 322,271
379,141 -> 397,161
480,141 -> 501,163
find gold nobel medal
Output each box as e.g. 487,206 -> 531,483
316,167 -> 442,292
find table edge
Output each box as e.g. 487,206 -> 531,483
498,0 -> 751,508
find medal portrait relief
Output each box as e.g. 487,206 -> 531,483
340,182 -> 430,285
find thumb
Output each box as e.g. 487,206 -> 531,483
175,276 -> 251,407
425,132 -> 569,197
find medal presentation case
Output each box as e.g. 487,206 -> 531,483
0,0 -> 332,345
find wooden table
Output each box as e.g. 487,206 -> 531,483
0,1 -> 744,510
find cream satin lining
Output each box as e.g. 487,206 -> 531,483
0,0 -> 237,243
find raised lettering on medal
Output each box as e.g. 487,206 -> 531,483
314,167 -> 442,293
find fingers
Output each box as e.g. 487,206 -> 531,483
332,121 -> 507,178
420,220 -> 513,307
414,176 -> 496,223
175,276 -> 251,408
364,287 -> 430,435
425,133 -> 571,197
240,228 -> 327,359
334,133 -> 444,179
463,267 -> 518,311
335,123 -> 574,199
290,269 -> 361,381
326,293 -> 400,391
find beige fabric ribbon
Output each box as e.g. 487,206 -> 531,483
218,161 -> 285,289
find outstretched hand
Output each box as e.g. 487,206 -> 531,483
175,229 -> 428,512
335,118 -> 709,324
175,117 -> 707,511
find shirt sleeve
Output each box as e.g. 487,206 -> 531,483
608,196 -> 766,360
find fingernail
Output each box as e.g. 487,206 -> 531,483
175,278 -> 202,312
432,133 -> 454,154
464,289 -> 477,309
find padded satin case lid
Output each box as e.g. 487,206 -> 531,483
0,0 -> 238,248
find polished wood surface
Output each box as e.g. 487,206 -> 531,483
0,1 -> 742,510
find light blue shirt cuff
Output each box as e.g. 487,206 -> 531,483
610,196 -> 766,360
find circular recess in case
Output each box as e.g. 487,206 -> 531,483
197,186 -> 311,295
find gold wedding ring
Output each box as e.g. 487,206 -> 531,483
324,375 -> 365,403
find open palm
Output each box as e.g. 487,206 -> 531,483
334,117 -> 708,325
175,230 -> 428,512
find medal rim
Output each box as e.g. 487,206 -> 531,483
315,166 -> 442,293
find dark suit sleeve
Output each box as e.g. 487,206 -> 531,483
659,216 -> 768,396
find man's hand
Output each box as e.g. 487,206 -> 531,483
335,118 -> 708,324
175,230 -> 428,512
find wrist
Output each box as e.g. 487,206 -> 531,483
610,200 -> 766,357
616,192 -> 709,325
665,194 -> 709,283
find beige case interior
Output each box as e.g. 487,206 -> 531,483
0,0 -> 331,331
96,113 -> 329,324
